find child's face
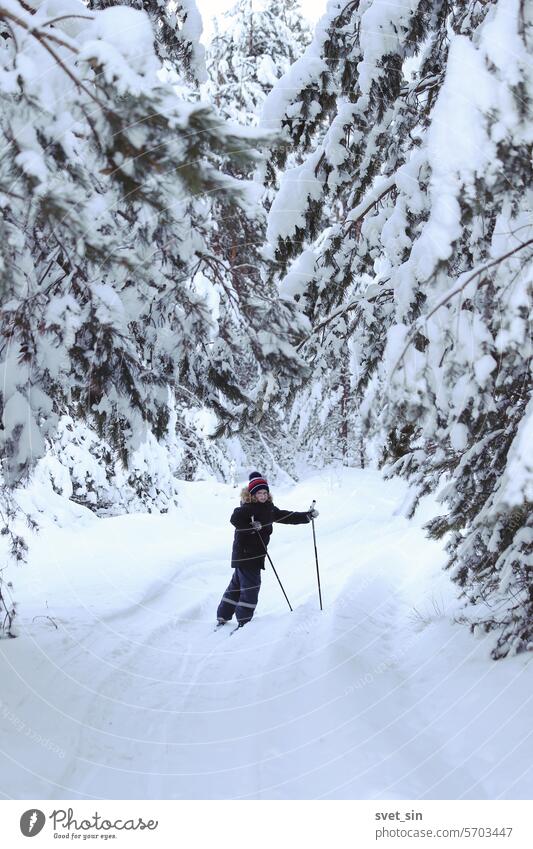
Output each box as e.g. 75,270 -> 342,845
255,489 -> 268,503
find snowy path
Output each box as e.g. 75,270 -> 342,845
1,469 -> 532,799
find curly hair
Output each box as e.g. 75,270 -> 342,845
240,487 -> 273,504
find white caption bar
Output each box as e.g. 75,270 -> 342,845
0,799 -> 530,847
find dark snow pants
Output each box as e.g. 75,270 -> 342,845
217,567 -> 261,625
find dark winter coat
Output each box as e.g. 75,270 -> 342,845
230,489 -> 311,571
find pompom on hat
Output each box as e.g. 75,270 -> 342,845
248,471 -> 269,495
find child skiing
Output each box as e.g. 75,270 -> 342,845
216,472 -> 319,629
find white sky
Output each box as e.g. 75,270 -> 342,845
196,0 -> 326,42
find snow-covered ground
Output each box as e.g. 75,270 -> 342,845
1,467 -> 531,799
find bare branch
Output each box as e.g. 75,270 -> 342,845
41,13 -> 94,27
0,4 -> 105,105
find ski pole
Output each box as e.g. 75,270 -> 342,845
252,516 -> 293,612
310,499 -> 323,610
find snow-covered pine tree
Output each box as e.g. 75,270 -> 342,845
206,0 -> 310,125
201,0 -> 312,479
0,0 -> 267,485
0,0 -> 312,633
40,396 -> 235,515
88,0 -> 207,81
251,3 -> 360,470
265,0 -> 532,657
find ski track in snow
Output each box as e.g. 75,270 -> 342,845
1,468 -> 532,799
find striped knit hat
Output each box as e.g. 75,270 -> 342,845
248,471 -> 269,495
